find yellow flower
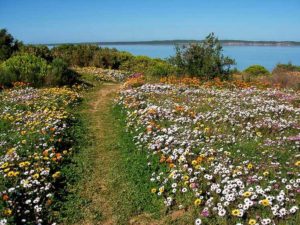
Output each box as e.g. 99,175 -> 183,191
261,199 -> 270,206
1,162 -> 9,169
247,163 -> 253,170
231,209 -> 240,216
192,160 -> 198,166
151,188 -> 157,193
183,175 -> 189,181
159,187 -> 164,193
256,132 -> 262,137
248,219 -> 257,225
52,171 -> 61,179
3,208 -> 12,216
242,191 -> 252,197
194,198 -> 202,206
204,127 -> 210,133
7,171 -> 15,177
21,140 -> 27,144
6,148 -> 16,155
295,161 -> 300,167
208,157 -> 215,161
263,171 -> 269,176
195,165 -> 201,170
33,173 -> 40,179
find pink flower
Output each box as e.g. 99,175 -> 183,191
201,209 -> 209,217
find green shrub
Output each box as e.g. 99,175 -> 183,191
244,65 -> 270,76
169,33 -> 236,80
120,55 -> 152,72
17,45 -> 53,62
51,44 -> 101,67
0,28 -> 22,62
146,60 -> 176,77
0,54 -> 48,86
273,63 -> 300,73
46,58 -> 78,86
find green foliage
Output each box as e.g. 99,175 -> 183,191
51,44 -> 101,67
244,65 -> 270,76
50,44 -> 175,78
146,59 -> 176,77
120,55 -> 176,77
169,33 -> 236,80
47,58 -> 78,86
51,44 -> 135,70
0,28 -> 22,62
0,54 -> 78,87
0,54 -> 48,86
273,63 -> 300,72
18,44 -> 53,61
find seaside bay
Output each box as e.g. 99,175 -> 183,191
102,44 -> 300,71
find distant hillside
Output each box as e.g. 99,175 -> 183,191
46,40 -> 300,46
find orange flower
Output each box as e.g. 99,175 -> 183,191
2,194 -> 9,201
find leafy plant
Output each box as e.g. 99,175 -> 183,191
47,58 -> 78,86
0,28 -> 22,62
17,45 -> 53,62
0,54 -> 48,86
244,65 -> 270,76
169,33 -> 236,80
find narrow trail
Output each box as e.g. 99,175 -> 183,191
72,83 -> 183,225
79,83 -> 122,225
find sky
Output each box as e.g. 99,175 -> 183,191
0,0 -> 299,44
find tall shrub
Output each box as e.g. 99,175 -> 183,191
169,33 -> 235,80
0,28 -> 22,62
0,54 -> 48,86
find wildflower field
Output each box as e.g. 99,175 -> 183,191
0,85 -> 80,224
119,83 -> 300,225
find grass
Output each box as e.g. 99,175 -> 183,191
59,83 -> 163,225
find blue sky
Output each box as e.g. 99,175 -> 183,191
0,0 -> 299,44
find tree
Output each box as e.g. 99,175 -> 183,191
169,33 -> 235,80
0,29 -> 22,62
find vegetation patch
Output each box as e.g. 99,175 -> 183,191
0,85 -> 81,224
119,83 -> 300,225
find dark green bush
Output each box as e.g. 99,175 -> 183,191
0,29 -> 22,62
46,58 -> 78,86
169,33 -> 236,80
244,65 -> 270,76
0,54 -> 48,86
0,54 -> 78,87
17,45 -> 53,62
51,44 -> 100,67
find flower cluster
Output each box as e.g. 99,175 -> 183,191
0,87 -> 80,224
72,66 -> 130,82
119,83 -> 300,225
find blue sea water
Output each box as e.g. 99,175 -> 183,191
103,44 -> 300,71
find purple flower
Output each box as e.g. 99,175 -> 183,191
201,209 -> 209,217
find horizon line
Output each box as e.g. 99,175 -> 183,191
35,39 -> 300,46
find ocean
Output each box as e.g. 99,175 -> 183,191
102,44 -> 300,71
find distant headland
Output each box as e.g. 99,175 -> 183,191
45,40 -> 300,46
